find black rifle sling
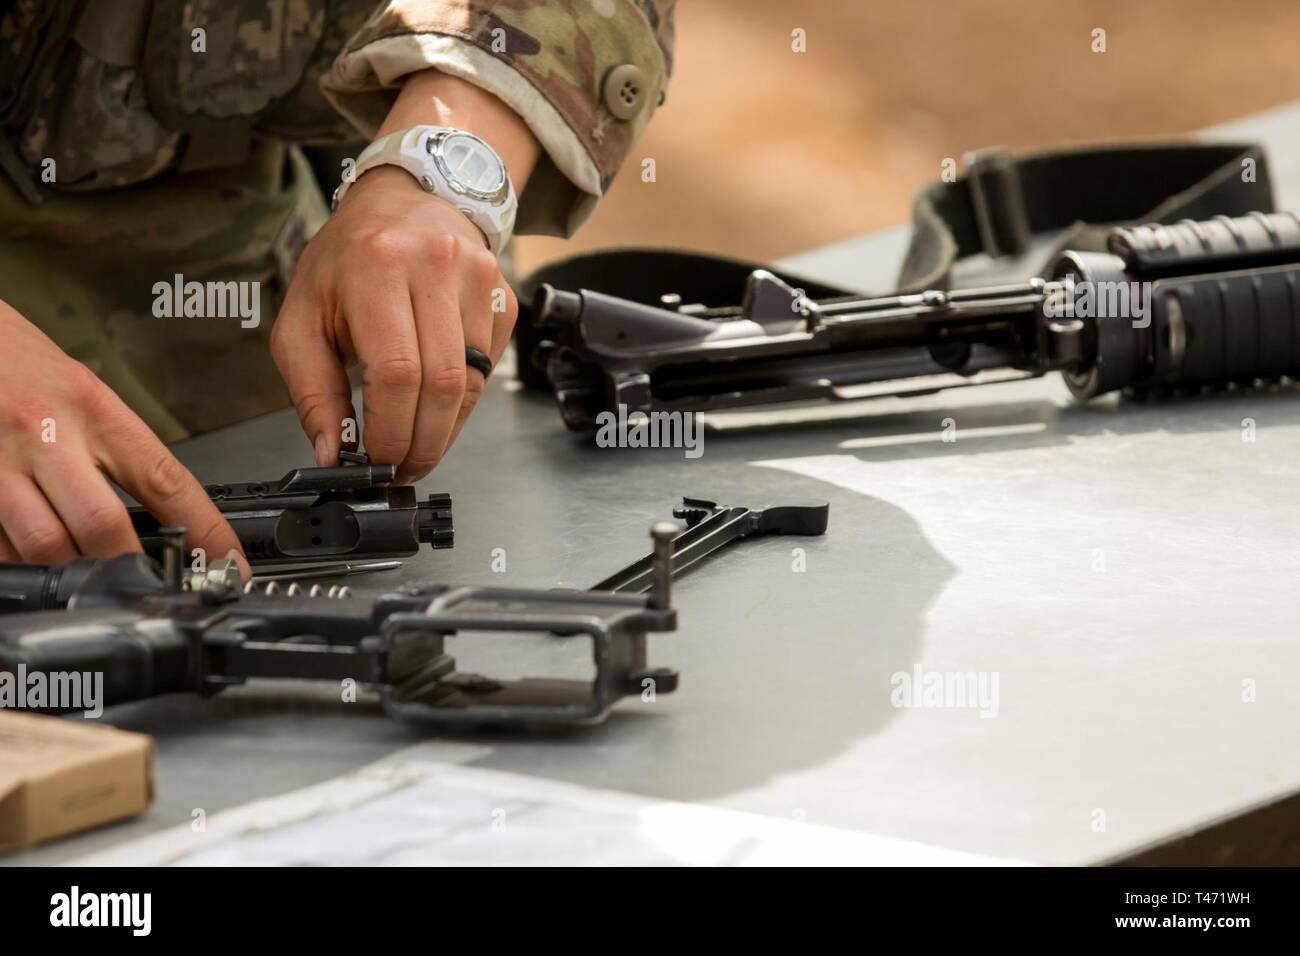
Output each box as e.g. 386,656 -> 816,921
899,142 -> 1273,290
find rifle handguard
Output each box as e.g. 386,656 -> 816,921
533,211 -> 1300,428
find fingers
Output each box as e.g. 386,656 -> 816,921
396,241 -> 510,484
279,221 -> 513,484
460,249 -> 500,371
398,280 -> 469,485
32,452 -> 141,558
270,293 -> 356,467
0,306 -> 243,573
97,423 -> 250,580
0,528 -> 18,563
344,244 -> 424,469
441,255 -> 503,456
0,474 -> 77,564
487,278 -> 518,367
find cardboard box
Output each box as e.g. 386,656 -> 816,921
0,711 -> 153,852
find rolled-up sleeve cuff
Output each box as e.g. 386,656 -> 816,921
325,34 -> 611,236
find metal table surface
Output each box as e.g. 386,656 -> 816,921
11,103 -> 1300,866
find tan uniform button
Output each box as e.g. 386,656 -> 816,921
602,64 -> 646,120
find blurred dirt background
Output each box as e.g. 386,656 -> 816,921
513,0 -> 1300,273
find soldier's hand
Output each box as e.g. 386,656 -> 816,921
0,300 -> 249,575
271,166 -> 517,485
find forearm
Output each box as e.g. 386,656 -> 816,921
321,1 -> 674,237
375,69 -> 541,194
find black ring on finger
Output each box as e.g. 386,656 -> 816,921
465,346 -> 493,379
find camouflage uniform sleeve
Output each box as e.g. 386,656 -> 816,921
320,1 -> 677,237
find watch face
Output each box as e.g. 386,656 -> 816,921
430,132 -> 507,201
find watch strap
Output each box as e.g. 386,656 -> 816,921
333,126 -> 517,255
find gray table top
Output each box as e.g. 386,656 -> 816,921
12,103 -> 1300,866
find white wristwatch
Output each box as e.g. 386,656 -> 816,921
332,125 -> 518,255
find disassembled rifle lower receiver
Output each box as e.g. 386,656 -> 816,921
0,498 -> 829,727
0,529 -> 674,727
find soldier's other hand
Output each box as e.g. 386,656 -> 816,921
0,301 -> 249,577
270,166 -> 517,485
